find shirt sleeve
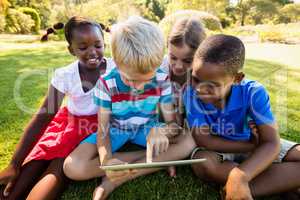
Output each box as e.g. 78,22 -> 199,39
248,85 -> 275,125
183,86 -> 209,128
93,77 -> 112,110
159,78 -> 173,104
51,68 -> 67,93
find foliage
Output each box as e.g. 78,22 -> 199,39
224,23 -> 300,44
5,8 -> 35,33
278,3 -> 300,23
159,10 -> 222,40
248,0 -> 279,25
0,14 -> 6,32
6,0 -> 51,29
135,0 -> 168,22
166,0 -> 229,16
259,30 -> 285,43
0,0 -> 10,13
18,7 -> 41,33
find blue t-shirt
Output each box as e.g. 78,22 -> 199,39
183,79 -> 275,141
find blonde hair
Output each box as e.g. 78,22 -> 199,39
111,16 -> 164,73
168,17 -> 206,51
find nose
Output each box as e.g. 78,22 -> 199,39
88,47 -> 97,58
174,61 -> 184,70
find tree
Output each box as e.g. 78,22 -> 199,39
279,3 -> 300,23
0,0 -> 10,13
249,0 -> 279,24
166,0 -> 229,16
135,0 -> 168,22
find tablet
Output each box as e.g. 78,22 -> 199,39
100,159 -> 206,171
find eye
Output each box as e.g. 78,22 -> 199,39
95,45 -> 103,49
183,60 -> 192,64
170,56 -> 177,61
79,47 -> 87,51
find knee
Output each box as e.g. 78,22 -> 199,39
283,145 -> 300,162
63,156 -> 89,181
191,151 -> 218,181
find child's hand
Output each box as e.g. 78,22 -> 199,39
105,158 -> 137,181
0,164 -> 20,197
146,128 -> 170,163
224,168 -> 253,200
164,122 -> 182,138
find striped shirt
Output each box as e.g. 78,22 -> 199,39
94,67 -> 173,131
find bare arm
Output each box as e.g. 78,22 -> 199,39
10,85 -> 64,168
159,103 -> 181,138
192,126 -> 256,153
229,123 -> 280,181
97,107 -> 112,165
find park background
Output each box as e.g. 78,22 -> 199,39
0,0 -> 300,199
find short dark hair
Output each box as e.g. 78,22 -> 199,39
64,16 -> 104,45
194,34 -> 245,74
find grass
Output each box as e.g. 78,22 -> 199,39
0,35 -> 299,200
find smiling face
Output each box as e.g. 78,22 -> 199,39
192,59 -> 238,107
68,25 -> 104,69
168,43 -> 194,76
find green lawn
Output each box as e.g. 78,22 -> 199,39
1,36 -> 299,200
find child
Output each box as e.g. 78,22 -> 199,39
184,34 -> 300,199
159,17 -> 206,177
160,17 -> 206,127
63,16 -> 196,200
0,16 -> 111,200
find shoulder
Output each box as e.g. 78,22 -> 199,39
182,85 -> 195,105
101,65 -> 118,81
53,60 -> 78,77
104,57 -> 117,75
156,65 -> 169,82
238,79 -> 268,97
158,55 -> 169,74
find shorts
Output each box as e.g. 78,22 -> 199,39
191,138 -> 299,163
81,123 -> 165,153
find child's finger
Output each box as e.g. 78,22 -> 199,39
159,140 -> 165,154
154,142 -> 160,157
146,141 -> 153,163
162,138 -> 169,154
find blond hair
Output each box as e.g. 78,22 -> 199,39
168,17 -> 206,51
111,16 -> 164,73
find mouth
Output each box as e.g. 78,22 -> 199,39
87,57 -> 101,66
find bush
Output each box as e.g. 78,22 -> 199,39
5,9 -> 35,34
0,15 -> 6,33
18,7 -> 41,33
159,10 -> 222,39
260,30 -> 285,43
278,4 -> 300,23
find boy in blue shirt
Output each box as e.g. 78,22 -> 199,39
184,34 -> 300,199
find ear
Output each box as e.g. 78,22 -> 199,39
68,45 -> 75,56
234,72 -> 245,84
